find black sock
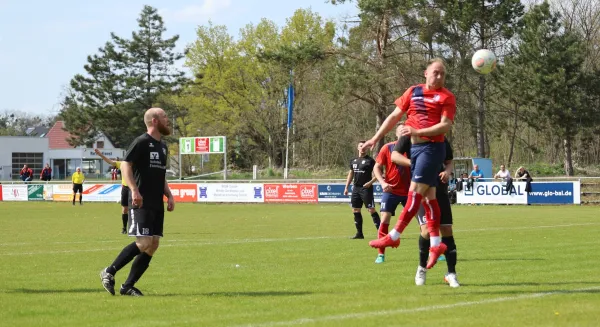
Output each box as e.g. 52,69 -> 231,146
72,195 -> 76,204
121,214 -> 128,229
106,242 -> 141,275
371,212 -> 381,230
123,253 -> 153,288
79,194 -> 82,203
419,235 -> 430,268
353,212 -> 363,234
442,236 -> 457,273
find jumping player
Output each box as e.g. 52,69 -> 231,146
372,124 -> 411,264
361,58 -> 456,269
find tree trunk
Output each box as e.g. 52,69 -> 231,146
507,102 -> 519,167
563,128 -> 574,176
476,75 -> 486,157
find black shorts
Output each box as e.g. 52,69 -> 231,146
351,186 -> 375,209
73,184 -> 83,193
120,185 -> 129,207
128,208 -> 164,237
416,188 -> 453,226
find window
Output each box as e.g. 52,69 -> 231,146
96,141 -> 104,148
12,152 -> 44,179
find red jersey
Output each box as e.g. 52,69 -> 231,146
394,84 -> 456,142
376,142 -> 411,196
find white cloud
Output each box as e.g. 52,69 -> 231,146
161,0 -> 233,23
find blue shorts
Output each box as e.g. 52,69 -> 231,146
380,193 -> 407,216
410,142 -> 446,187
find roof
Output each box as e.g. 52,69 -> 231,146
25,126 -> 50,137
46,121 -> 75,149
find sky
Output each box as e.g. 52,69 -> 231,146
0,0 -> 358,116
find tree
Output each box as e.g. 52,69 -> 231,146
434,0 -> 525,157
62,5 -> 186,147
515,1 -> 594,175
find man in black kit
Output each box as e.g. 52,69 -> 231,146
344,140 -> 380,239
99,107 -> 175,296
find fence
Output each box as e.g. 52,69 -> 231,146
1,177 -> 598,204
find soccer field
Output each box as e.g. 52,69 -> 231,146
0,202 -> 598,327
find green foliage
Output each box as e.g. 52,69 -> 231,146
61,5 -> 186,147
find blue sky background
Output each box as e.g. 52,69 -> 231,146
0,0 -> 358,116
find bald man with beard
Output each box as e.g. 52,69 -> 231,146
100,108 -> 175,296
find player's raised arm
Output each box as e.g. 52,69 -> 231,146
95,148 -> 116,166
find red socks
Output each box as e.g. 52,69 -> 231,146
393,191 -> 423,233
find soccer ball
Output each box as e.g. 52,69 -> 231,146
471,49 -> 497,74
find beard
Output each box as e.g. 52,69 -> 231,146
157,121 -> 171,136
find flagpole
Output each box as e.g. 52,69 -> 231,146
284,70 -> 294,180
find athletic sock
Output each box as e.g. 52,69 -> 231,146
419,235 -> 430,268
371,212 -> 381,230
442,236 -> 457,274
123,253 -> 153,288
121,213 -> 128,229
353,212 -> 363,235
424,199 -> 441,247
106,242 -> 141,275
391,191 -> 422,240
378,223 -> 389,255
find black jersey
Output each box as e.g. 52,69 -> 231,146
124,133 -> 169,209
349,155 -> 375,187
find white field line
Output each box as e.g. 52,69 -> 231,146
0,222 -> 599,256
233,287 -> 600,327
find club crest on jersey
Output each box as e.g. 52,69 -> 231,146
150,152 -> 159,160
149,143 -> 154,147
362,160 -> 366,164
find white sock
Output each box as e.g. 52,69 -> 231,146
430,236 -> 441,247
389,229 -> 401,240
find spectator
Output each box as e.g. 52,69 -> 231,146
40,163 -> 52,181
20,165 -> 33,183
448,172 -> 457,204
494,164 -> 511,181
111,166 -> 119,180
467,165 -> 484,190
515,166 -> 533,193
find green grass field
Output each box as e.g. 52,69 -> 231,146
0,202 -> 598,327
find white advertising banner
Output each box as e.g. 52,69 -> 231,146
457,181 -> 528,204
197,183 -> 264,203
2,185 -> 28,201
52,184 -> 121,202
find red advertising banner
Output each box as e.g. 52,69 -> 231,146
165,183 -> 198,202
264,184 -> 318,203
0,185 -> 3,201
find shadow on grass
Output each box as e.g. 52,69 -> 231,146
5,288 -> 104,294
464,281 -> 600,287
451,288 -> 600,296
460,258 -> 546,262
156,291 -> 314,297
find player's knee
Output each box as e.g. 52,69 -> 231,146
419,225 -> 429,238
380,212 -> 392,223
121,206 -> 128,214
368,208 -> 376,214
135,238 -> 153,252
352,208 -> 361,213
440,225 -> 453,236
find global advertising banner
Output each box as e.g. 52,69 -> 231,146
165,183 -> 198,202
2,185 -> 28,201
317,184 -> 384,203
457,181 -> 528,204
264,184 -> 317,203
527,182 -> 580,204
27,184 -> 44,201
197,183 -> 263,203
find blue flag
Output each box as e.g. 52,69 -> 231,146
287,83 -> 294,128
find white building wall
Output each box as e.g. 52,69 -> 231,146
0,137 -> 49,180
